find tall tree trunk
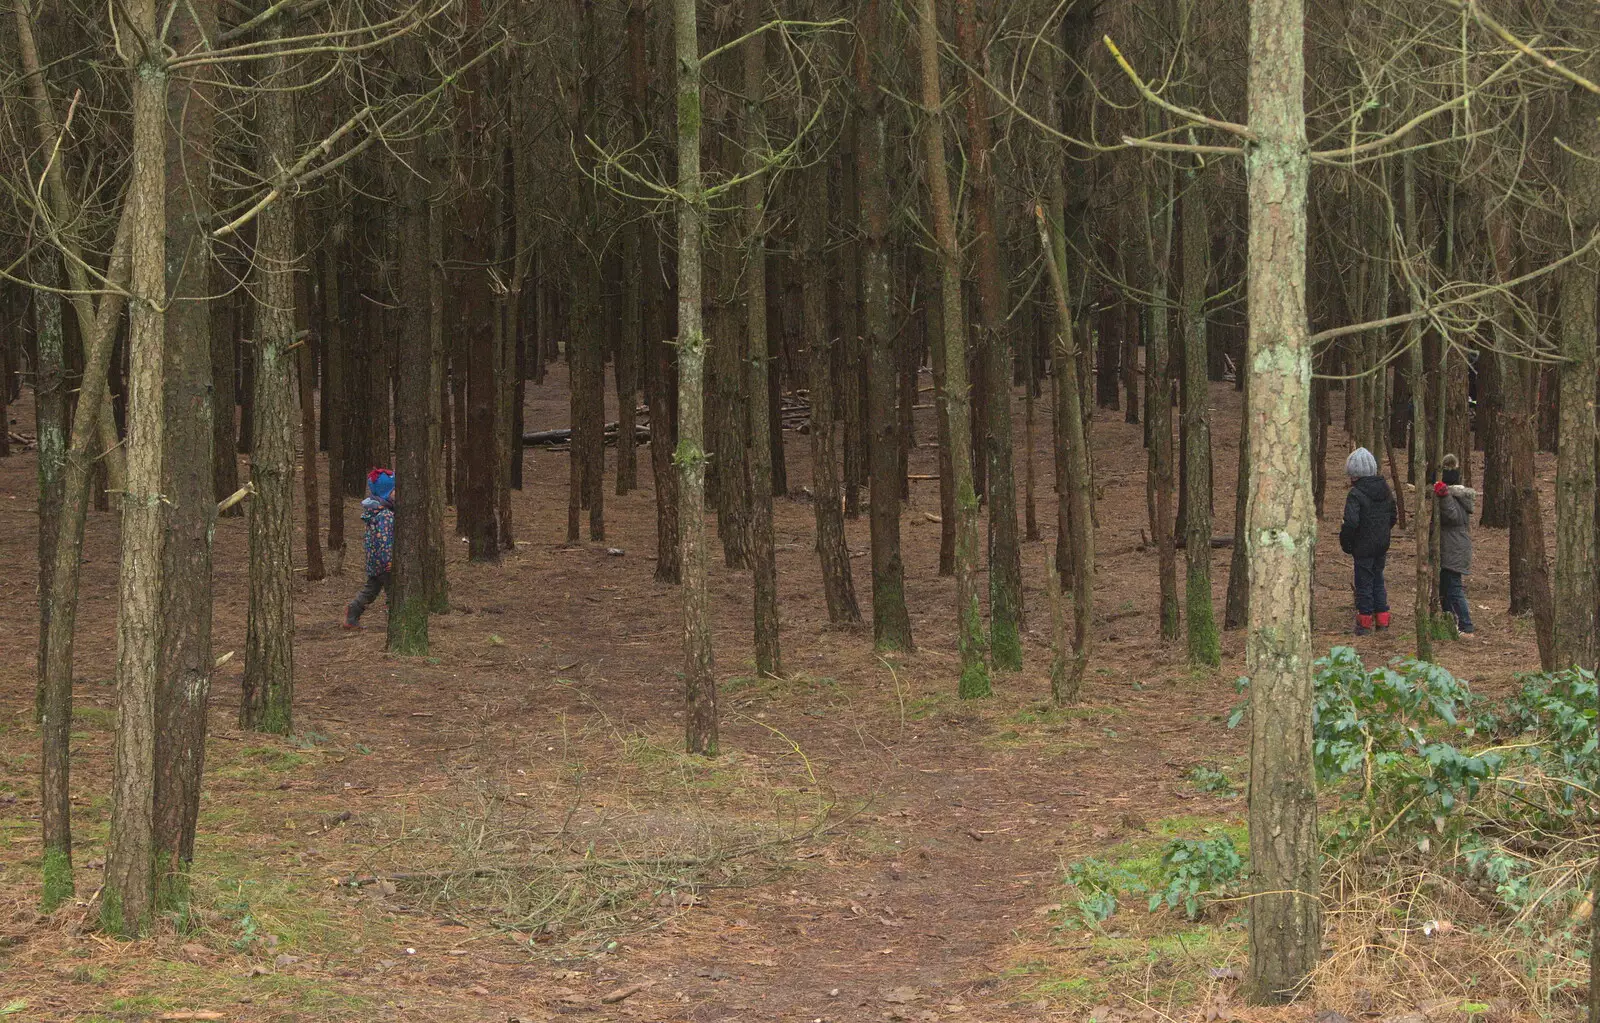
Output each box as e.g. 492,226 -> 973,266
709,236 -> 751,566
925,245 -> 957,576
321,244 -> 346,567
36,212 -> 131,911
103,0 -> 165,935
1181,166 -> 1219,667
917,0 -> 988,697
460,1 -> 501,562
1144,161 -> 1180,642
1479,348 -> 1511,528
212,281 -> 241,510
651,259 -> 682,583
424,146 -> 450,611
493,136 -> 517,552
1121,246 -> 1140,425
389,37 -> 435,655
1224,360 -> 1250,630
1508,358 -> 1555,667
240,49 -> 299,736
675,0 -> 717,754
803,156 -> 862,626
296,298 -> 325,582
618,0 -> 649,501
1024,319 -> 1040,542
13,0 -> 68,724
1404,154 -> 1435,662
1555,76 -> 1600,673
573,0 -> 606,545
1039,211 -> 1094,705
857,0 -> 913,652
32,254 -> 65,723
1097,282 -> 1122,410
743,0 -> 782,676
956,0 -> 1022,671
837,135 -> 865,523
154,0 -> 218,910
1243,0 -> 1320,1000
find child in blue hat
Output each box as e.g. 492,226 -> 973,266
344,468 -> 395,628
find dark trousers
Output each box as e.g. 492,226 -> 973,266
1440,569 -> 1472,630
1353,553 -> 1389,616
349,571 -> 391,621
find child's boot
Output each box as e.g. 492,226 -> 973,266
1354,614 -> 1374,636
1375,612 -> 1391,630
343,601 -> 362,629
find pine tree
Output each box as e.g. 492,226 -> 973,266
856,0 -> 913,653
1242,0 -> 1320,1000
240,46 -> 300,736
103,0 -> 166,935
916,0 -> 988,698
675,0 -> 717,754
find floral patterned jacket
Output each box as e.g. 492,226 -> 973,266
361,496 -> 395,576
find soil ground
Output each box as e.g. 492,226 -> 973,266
0,366 -> 1555,1022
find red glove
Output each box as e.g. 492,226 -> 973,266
1433,481 -> 1448,497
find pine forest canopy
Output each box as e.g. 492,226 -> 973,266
2,0 -> 1599,1011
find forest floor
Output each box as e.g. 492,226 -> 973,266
0,367 -> 1562,1023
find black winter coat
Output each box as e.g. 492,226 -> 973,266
1339,475 -> 1396,558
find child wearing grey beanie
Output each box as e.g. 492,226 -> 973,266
1338,447 -> 1396,635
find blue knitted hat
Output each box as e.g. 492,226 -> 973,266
368,468 -> 395,500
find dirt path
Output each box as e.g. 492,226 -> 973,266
0,371 -> 1545,1021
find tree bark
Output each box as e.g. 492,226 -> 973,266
803,154 -> 862,627
618,4 -> 645,501
1181,166 -> 1219,667
389,35 -> 434,655
857,0 -> 913,653
649,235 -> 682,584
917,0 -> 989,697
154,0 -> 218,910
296,295 -> 325,582
676,0 -> 717,754
743,0 -> 782,676
1242,0 -> 1321,1000
240,48 -> 299,737
1039,211 -> 1094,705
32,253 -> 65,725
36,211 -> 131,912
1554,76 -> 1600,672
837,136 -> 865,523
925,245 -> 957,576
13,0 -> 67,724
321,243 -> 346,567
1224,359 -> 1251,630
956,0 -> 1022,671
1403,154 -> 1435,662
103,0 -> 165,935
424,148 -> 450,612
460,0 -> 501,562
1144,159 -> 1180,643
493,136 -> 516,553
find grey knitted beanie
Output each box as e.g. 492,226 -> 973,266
1345,447 -> 1378,478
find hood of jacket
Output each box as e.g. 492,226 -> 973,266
1352,474 -> 1391,502
1446,485 -> 1476,500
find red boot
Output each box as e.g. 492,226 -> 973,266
1375,612 -> 1392,630
1354,614 -> 1374,636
